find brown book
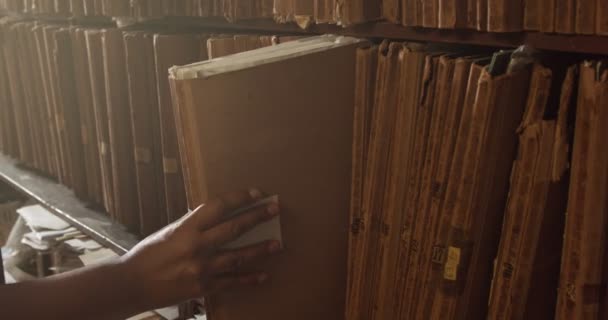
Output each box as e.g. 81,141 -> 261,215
374,45 -> 427,320
55,0 -> 70,14
555,0 -> 575,34
476,0 -> 487,31
422,0 -> 439,27
70,0 -> 85,15
53,28 -> 89,199
399,54 -> 442,320
539,0 -> 555,32
124,32 -> 167,236
274,0 -> 294,23
6,23 -> 36,169
524,0 -> 540,30
102,0 -> 131,16
488,0 -> 523,31
83,0 -> 95,15
439,0 -> 467,29
169,35 -> 366,320
486,64 -> 560,320
598,0 -> 608,34
415,56 -> 478,320
336,0 -> 381,25
71,28 -> 104,205
556,61 -> 608,320
44,26 -> 74,185
0,27 -> 19,159
402,0 -> 418,26
153,34 -> 201,223
102,29 -> 140,233
413,54 -> 462,320
346,41 -> 399,320
457,60 -> 532,320
429,57 -> 531,320
17,23 -> 47,173
35,25 -> 63,179
575,0 -> 596,34
346,44 -> 378,320
381,0 -> 399,23
85,29 -> 115,216
30,24 -> 57,176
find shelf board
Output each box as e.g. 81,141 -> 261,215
0,154 -> 139,254
149,17 -> 608,55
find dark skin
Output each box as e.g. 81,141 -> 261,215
0,188 -> 281,320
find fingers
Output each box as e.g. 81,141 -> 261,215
205,240 -> 281,275
199,202 -> 280,251
203,272 -> 269,295
193,188 -> 264,230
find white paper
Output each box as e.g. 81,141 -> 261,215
155,306 -> 180,320
21,237 -> 50,250
126,311 -> 157,320
78,248 -> 119,266
222,195 -> 283,250
65,238 -> 102,251
17,204 -> 70,231
32,227 -> 78,241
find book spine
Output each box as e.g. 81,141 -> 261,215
488,0 -> 523,31
524,0 -> 540,30
402,0 -> 418,26
555,0 -> 576,33
423,0 -> 439,27
575,0 -> 596,34
598,0 -> 608,34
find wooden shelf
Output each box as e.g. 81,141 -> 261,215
0,154 -> 139,254
147,17 -> 608,55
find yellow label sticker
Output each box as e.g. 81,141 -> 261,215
443,246 -> 461,281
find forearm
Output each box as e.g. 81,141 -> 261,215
0,258 -> 145,320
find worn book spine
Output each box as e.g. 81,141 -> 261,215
486,64 -> 553,320
153,34 -> 199,223
425,63 -> 488,320
414,55 -> 458,320
347,40 -> 389,320
6,24 -> 35,169
575,0 -> 596,34
488,0 -> 523,31
44,26 -> 74,186
403,0 -> 418,26
400,55 -> 440,320
524,0 -> 540,30
54,28 -> 89,200
102,29 -> 140,233
32,25 -> 55,175
439,0 -> 467,29
366,43 -> 404,320
346,45 -> 378,320
36,25 -> 63,179
71,28 -> 104,205
70,0 -> 85,15
539,0 -> 555,32
85,29 -> 115,217
598,0 -> 608,34
124,32 -> 167,236
422,0 -> 439,27
17,24 -> 46,173
555,0 -> 575,33
556,62 -> 608,320
476,0 -> 487,30
417,57 -> 473,320
458,67 -> 532,320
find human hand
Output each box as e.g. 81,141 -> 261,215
120,189 -> 281,311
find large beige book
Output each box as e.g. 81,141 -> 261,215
169,35 -> 366,320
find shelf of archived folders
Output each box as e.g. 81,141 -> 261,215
0,153 -> 139,254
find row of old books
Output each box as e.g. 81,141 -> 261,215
0,17 -> 297,236
345,42 -> 608,320
0,0 -> 274,20
2,0 -> 607,35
